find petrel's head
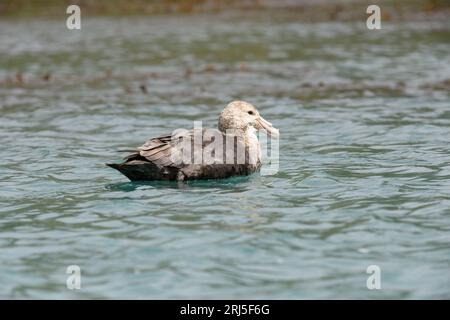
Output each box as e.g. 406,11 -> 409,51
218,101 -> 279,137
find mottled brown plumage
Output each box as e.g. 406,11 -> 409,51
107,101 -> 279,181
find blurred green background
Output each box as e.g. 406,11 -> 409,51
0,0 -> 448,19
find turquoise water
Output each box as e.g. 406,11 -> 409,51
0,15 -> 449,299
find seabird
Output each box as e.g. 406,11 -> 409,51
107,101 -> 279,181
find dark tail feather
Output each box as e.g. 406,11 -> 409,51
106,163 -> 131,179
106,163 -> 120,169
106,162 -> 177,181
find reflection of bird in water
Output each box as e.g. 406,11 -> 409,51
107,101 -> 279,181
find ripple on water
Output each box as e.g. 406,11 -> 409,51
0,16 -> 449,299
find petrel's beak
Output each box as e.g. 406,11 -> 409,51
255,116 -> 279,138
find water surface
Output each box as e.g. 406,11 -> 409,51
0,15 -> 449,299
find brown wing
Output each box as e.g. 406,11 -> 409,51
122,128 -> 252,169
123,130 -> 191,168
113,129 -> 262,181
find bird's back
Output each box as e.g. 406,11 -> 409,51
107,128 -> 261,181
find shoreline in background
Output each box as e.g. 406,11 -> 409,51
0,0 -> 449,22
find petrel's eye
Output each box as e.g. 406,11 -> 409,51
248,111 -> 254,115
